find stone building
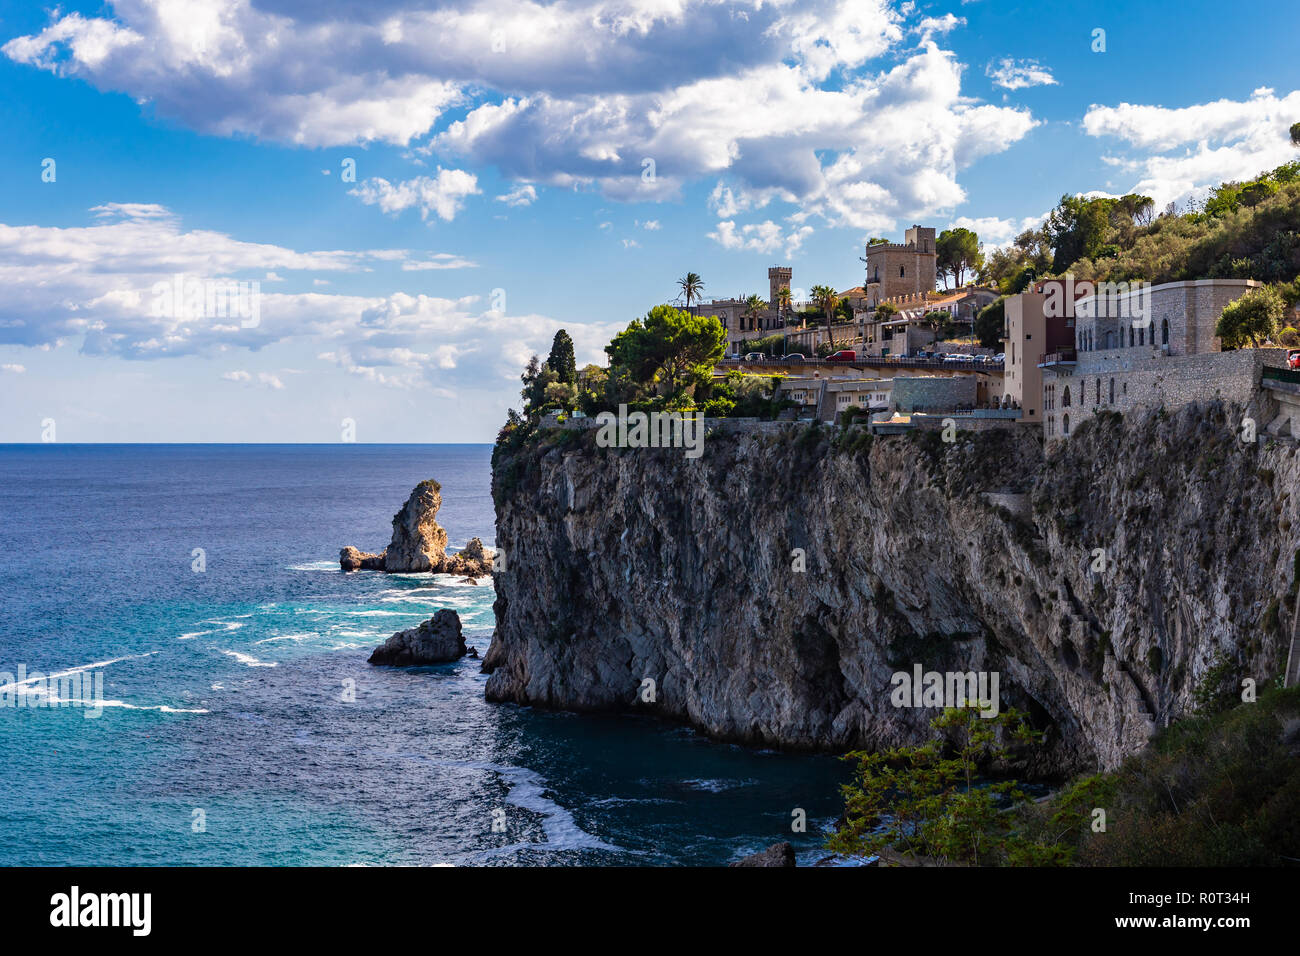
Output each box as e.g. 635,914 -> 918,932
695,265 -> 796,352
864,226 -> 937,305
1036,278 -> 1285,442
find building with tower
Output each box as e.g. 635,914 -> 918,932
864,226 -> 937,305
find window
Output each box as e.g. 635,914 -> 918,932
1109,378 -> 1115,403
900,265 -> 905,277
1063,386 -> 1071,407
1129,327 -> 1134,347
1162,318 -> 1169,346
1063,413 -> 1070,435
1139,326 -> 1145,346
1095,378 -> 1101,404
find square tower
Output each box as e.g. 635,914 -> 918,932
864,225 -> 937,301
768,266 -> 792,309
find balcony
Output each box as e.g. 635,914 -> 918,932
1037,349 -> 1077,368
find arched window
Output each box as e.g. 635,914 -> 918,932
1062,386 -> 1071,408
899,265 -> 905,278
1139,326 -> 1145,346
1109,378 -> 1115,403
1063,413 -> 1070,435
1162,318 -> 1169,346
1095,378 -> 1101,404
1129,327 -> 1134,347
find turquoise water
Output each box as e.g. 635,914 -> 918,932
0,445 -> 848,865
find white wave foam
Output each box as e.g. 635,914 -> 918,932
219,649 -> 278,668
252,633 -> 317,645
0,652 -> 158,693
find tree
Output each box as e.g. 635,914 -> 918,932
545,329 -> 576,384
1216,285 -> 1286,348
742,293 -> 766,333
776,286 -> 793,325
974,296 -> 1007,350
605,304 -> 726,400
827,706 -> 1044,866
936,227 -> 983,289
811,285 -> 839,353
677,272 -> 705,310
873,301 -> 900,319
923,309 -> 956,340
1291,122 -> 1300,147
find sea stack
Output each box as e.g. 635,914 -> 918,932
340,478 -> 495,574
368,609 -> 467,665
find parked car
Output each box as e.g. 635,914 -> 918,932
783,353 -> 806,362
827,349 -> 857,362
993,352 -> 1006,363
1288,349 -> 1300,370
743,352 -> 765,362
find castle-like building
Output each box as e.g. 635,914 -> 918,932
864,226 -> 937,305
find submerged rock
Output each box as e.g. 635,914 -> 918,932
339,546 -> 384,572
368,609 -> 466,666
730,842 -> 796,867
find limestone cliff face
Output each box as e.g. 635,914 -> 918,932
483,404 -> 1299,774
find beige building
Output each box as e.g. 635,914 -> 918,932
864,226 -> 937,305
1002,286 -> 1076,423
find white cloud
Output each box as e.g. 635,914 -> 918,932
400,254 -> 479,271
1083,87 -> 1300,206
639,219 -> 660,230
709,220 -> 813,258
3,2 -> 1038,230
0,204 -> 617,395
1,363 -> 25,374
949,213 -> 1047,249
621,238 -> 640,248
495,184 -> 537,207
986,58 -> 1057,91
350,169 -> 481,222
917,14 -> 965,42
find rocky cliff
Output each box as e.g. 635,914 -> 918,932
483,403 -> 1300,774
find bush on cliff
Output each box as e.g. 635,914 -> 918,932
1025,684 -> 1300,865
827,707 -> 1046,866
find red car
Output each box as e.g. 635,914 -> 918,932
827,349 -> 857,362
1288,349 -> 1300,370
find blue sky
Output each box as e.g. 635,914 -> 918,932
1,0 -> 1297,441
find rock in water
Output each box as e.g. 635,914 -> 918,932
443,537 -> 494,577
730,842 -> 796,867
383,479 -> 449,572
339,546 -> 384,572
340,479 -> 496,574
368,609 -> 467,665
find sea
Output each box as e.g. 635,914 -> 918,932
0,444 -> 850,866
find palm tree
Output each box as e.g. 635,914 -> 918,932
776,286 -> 793,325
678,272 -> 704,311
811,284 -> 839,354
743,293 -> 766,335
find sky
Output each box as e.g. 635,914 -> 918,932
0,0 -> 1298,442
